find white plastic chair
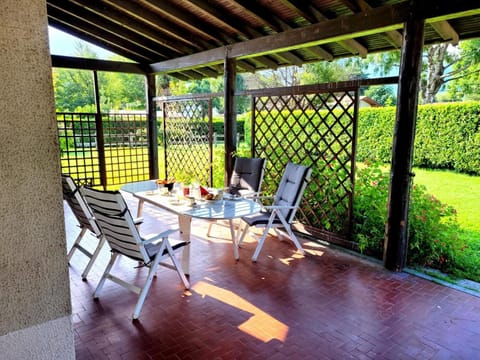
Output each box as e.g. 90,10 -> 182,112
62,174 -> 106,280
81,186 -> 190,320
238,162 -> 312,262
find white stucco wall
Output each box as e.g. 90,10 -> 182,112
0,317 -> 74,360
0,0 -> 75,358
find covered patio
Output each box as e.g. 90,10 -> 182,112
67,193 -> 480,359
2,1 -> 480,359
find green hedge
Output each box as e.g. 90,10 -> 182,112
356,102 -> 480,175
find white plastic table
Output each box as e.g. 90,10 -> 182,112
121,181 -> 262,274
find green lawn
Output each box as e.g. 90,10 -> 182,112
413,168 -> 480,233
413,167 -> 480,281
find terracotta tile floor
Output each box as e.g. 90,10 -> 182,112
65,193 -> 480,359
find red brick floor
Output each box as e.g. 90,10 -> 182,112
65,192 -> 480,360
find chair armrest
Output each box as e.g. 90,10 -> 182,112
262,205 -> 297,210
142,228 -> 179,244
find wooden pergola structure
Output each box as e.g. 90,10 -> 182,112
48,0 -> 480,271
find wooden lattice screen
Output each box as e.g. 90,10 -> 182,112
251,85 -> 359,243
57,112 -> 149,189
161,98 -> 213,186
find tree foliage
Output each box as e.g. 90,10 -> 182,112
53,42 -> 146,112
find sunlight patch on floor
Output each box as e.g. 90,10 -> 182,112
192,280 -> 289,343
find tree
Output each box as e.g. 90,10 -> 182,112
446,39 -> 480,101
301,58 -> 365,84
244,66 -> 302,88
364,85 -> 397,106
364,40 -> 480,104
53,42 -> 147,112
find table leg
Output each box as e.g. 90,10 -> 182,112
229,219 -> 239,260
136,199 -> 145,218
178,214 -> 192,275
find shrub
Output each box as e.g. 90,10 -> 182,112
353,161 -> 465,272
356,101 -> 480,175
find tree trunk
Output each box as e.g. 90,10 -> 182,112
422,44 -> 448,103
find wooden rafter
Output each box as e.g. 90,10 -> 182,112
66,0 -> 194,55
339,0 -> 403,47
430,20 -> 460,45
280,0 -> 368,57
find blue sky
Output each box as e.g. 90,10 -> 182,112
48,27 -> 116,59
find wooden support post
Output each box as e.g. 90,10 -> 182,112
93,70 -> 107,189
384,2 -> 425,271
146,73 -> 158,179
224,56 -> 237,186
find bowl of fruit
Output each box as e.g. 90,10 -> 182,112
156,178 -> 175,192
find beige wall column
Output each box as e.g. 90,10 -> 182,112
0,1 -> 75,359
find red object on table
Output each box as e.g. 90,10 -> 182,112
200,186 -> 209,196
183,187 -> 190,196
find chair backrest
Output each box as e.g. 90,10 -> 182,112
61,174 -> 100,235
229,157 -> 266,194
273,162 -> 312,223
81,187 -> 149,263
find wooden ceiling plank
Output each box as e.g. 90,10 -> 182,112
236,60 -> 257,72
339,0 -> 403,47
47,9 -> 158,62
284,0 -> 369,56
430,20 -> 460,44
144,0 -> 237,45
101,0 -> 209,50
193,67 -> 219,78
305,46 -> 334,61
49,0 -> 174,59
183,0 -> 254,40
49,19 -> 151,63
67,0 -> 194,55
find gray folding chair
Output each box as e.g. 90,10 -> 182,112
81,186 -> 190,320
62,174 -> 106,280
207,156 -> 266,237
238,162 -> 312,262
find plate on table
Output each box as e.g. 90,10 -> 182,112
168,198 -> 185,206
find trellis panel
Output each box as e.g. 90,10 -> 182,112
251,86 -> 359,241
162,99 -> 213,186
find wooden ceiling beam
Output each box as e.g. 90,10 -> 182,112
144,0 -> 236,45
101,0 -> 210,50
65,0 -> 193,55
51,55 -> 148,73
48,1 -> 176,60
48,20 -> 150,63
150,0 -> 480,74
339,0 -> 403,47
183,0 -> 254,40
47,7 -> 159,62
280,0 -> 368,57
430,20 -> 460,45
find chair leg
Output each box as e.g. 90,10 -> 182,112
67,227 -> 87,261
278,215 -> 305,255
164,242 -> 190,289
284,225 -> 305,254
252,213 -> 277,262
80,235 -> 106,280
132,262 -> 158,320
94,252 -> 118,299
